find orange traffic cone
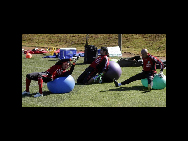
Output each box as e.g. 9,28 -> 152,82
26,53 -> 32,58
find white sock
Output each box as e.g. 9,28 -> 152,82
118,83 -> 122,86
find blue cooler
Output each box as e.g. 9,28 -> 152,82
59,48 -> 77,59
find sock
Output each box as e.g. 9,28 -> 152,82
38,77 -> 43,94
118,83 -> 122,86
26,78 -> 31,92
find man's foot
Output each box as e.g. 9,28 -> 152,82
148,84 -> 152,91
22,91 -> 30,95
34,93 -> 43,98
114,79 -> 119,87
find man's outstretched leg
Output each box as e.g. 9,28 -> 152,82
114,71 -> 146,87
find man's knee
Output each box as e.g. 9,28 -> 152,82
148,75 -> 154,80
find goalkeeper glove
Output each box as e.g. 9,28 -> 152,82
158,71 -> 164,78
93,73 -> 103,83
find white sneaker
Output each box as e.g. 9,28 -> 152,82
34,93 -> 43,98
22,91 -> 30,95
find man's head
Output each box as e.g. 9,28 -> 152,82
141,49 -> 148,59
100,47 -> 108,56
62,61 -> 70,70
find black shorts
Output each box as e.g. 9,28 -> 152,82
26,72 -> 52,83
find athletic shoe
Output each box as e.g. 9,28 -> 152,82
34,93 -> 43,98
22,91 -> 30,95
113,79 -> 119,87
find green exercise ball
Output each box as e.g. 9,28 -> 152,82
141,74 -> 166,89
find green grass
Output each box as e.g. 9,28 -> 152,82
22,54 -> 166,107
22,34 -> 166,57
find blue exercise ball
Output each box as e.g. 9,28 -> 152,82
47,75 -> 75,93
103,61 -> 122,82
141,74 -> 166,89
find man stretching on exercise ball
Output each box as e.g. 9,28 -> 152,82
77,47 -> 109,85
114,49 -> 164,91
22,59 -> 76,97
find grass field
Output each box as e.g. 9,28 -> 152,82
22,54 -> 166,107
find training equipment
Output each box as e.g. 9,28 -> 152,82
117,56 -> 143,67
103,61 -> 122,82
84,45 -> 98,64
24,48 -> 48,54
47,75 -> 75,93
107,46 -> 122,57
75,51 -> 84,57
141,74 -> 166,89
26,53 -> 32,58
84,34 -> 98,64
48,47 -> 59,55
59,48 -> 77,59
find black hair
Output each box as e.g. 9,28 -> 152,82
101,47 -> 109,57
55,59 -> 71,66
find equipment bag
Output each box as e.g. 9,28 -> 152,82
117,56 -> 143,67
84,45 -> 98,64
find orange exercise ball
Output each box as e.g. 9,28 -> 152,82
26,53 -> 32,58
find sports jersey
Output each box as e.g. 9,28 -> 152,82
46,64 -> 74,80
143,53 -> 164,73
90,55 -> 109,72
46,59 -> 74,80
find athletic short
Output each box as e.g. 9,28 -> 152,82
26,72 -> 52,83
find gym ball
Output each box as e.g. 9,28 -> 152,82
141,74 -> 166,89
26,53 -> 32,58
103,61 -> 122,82
47,75 -> 75,93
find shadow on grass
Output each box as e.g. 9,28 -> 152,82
100,86 -> 150,93
75,83 -> 85,85
22,91 -> 66,98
